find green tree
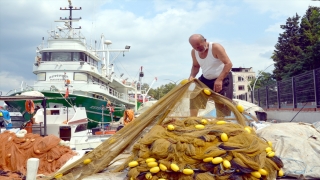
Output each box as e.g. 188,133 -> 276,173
250,71 -> 276,90
149,83 -> 177,100
272,13 -> 302,81
298,6 -> 320,71
272,6 -> 320,81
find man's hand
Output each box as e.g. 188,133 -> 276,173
214,79 -> 223,92
188,76 -> 195,81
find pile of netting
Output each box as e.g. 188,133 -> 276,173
0,130 -> 76,180
125,118 -> 283,180
51,79 -> 283,180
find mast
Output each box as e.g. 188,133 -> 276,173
59,0 -> 82,30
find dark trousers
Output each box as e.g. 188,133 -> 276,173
198,72 -> 233,99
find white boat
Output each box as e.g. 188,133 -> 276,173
31,106 -> 119,150
1,105 -> 117,150
4,0 -> 137,129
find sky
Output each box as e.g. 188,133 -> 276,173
0,0 -> 319,97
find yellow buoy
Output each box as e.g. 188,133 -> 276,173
267,141 -> 273,147
147,161 -> 158,168
251,171 -> 261,178
236,104 -> 244,113
259,168 -> 268,176
267,151 -> 275,157
182,168 -> 194,175
180,79 -> 189,85
203,88 -> 211,95
203,157 -> 213,162
201,119 -> 208,125
159,163 -> 167,171
54,173 -> 63,179
83,159 -> 92,165
128,161 -> 139,167
265,147 -> 272,153
216,120 -> 226,125
278,168 -> 284,177
167,124 -> 175,131
146,158 -> 156,163
221,133 -> 228,142
212,157 -> 223,164
195,124 -> 205,129
223,159 -> 231,168
244,127 -> 251,133
145,172 -> 152,179
170,163 -> 180,172
150,166 -> 160,173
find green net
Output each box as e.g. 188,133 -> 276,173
50,79 -> 283,180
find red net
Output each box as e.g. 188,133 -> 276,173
0,131 -> 76,179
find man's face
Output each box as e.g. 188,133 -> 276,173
191,39 -> 207,53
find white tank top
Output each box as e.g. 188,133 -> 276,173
195,42 -> 224,80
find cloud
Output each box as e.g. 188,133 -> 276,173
0,0 -> 314,93
265,22 -> 283,33
243,0 -> 319,19
0,71 -> 34,95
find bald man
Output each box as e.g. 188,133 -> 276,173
189,34 -> 233,117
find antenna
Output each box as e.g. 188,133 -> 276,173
59,0 -> 82,29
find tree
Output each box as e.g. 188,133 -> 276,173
250,71 -> 276,90
298,6 -> 320,71
272,13 -> 302,81
272,6 -> 320,81
148,83 -> 177,100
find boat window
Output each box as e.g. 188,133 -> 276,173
52,52 -> 72,61
42,52 -> 86,62
74,73 -> 88,81
42,52 -> 51,61
37,72 -> 46,81
75,123 -> 87,132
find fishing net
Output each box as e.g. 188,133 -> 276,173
0,130 -> 76,180
50,79 -> 283,180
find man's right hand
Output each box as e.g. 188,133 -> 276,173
188,76 -> 195,81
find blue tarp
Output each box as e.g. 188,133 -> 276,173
0,109 -> 12,130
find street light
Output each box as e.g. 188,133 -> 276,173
252,63 -> 275,103
164,79 -> 183,85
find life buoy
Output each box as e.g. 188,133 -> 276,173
25,100 -> 35,114
123,109 -> 134,125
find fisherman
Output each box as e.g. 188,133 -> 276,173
0,106 -> 13,130
188,34 -> 233,117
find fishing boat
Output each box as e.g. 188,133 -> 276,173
5,1 -> 136,129
1,95 -> 118,150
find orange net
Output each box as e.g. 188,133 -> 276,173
0,130 -> 76,179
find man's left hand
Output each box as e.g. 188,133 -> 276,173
214,79 -> 223,92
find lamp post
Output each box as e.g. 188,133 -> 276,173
164,78 -> 183,85
252,63 -> 275,103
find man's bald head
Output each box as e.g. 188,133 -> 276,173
189,34 -> 208,53
189,34 -> 205,43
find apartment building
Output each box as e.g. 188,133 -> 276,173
231,67 -> 255,101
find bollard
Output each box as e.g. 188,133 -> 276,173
26,158 -> 39,180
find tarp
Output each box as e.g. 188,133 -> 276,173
256,122 -> 320,179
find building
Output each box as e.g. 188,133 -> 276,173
231,67 -> 256,101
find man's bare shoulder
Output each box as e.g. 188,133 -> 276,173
212,43 -> 224,49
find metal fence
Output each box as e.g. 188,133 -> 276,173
252,68 -> 320,109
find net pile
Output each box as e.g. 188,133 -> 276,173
0,130 -> 76,180
124,119 -> 283,180
52,79 -> 283,180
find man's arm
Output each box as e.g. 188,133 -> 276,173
212,43 -> 233,92
189,49 -> 200,81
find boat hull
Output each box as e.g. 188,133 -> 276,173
5,91 -> 127,129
